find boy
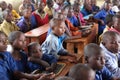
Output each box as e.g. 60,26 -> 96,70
100,31 -> 120,78
28,42 -> 57,72
41,18 -> 77,61
84,43 -> 117,80
68,63 -> 95,80
0,9 -> 19,36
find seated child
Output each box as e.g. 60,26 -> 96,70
55,76 -> 73,80
84,43 -> 118,80
68,63 -> 95,80
32,1 -> 49,27
100,31 -> 120,78
0,9 -> 19,36
109,15 -> 120,34
27,42 -> 57,72
41,18 -> 77,61
90,0 -> 100,13
0,1 -> 7,23
0,31 -> 42,80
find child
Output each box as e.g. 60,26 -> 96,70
0,1 -> 7,23
68,63 -> 95,80
0,31 -> 42,80
27,42 -> 57,72
0,9 -> 19,36
32,1 -> 49,27
90,0 -> 100,13
41,18 -> 77,61
100,31 -> 120,78
94,1 -> 114,36
17,8 -> 35,33
109,15 -> 120,34
7,3 -> 21,20
84,43 -> 118,80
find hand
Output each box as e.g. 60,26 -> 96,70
38,73 -> 55,80
46,67 -> 54,72
67,57 -> 77,63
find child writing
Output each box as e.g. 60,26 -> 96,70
27,42 -> 57,72
100,31 -> 120,78
68,63 -> 95,80
84,43 -> 118,80
41,18 -> 77,61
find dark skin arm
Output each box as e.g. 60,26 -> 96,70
46,63 -> 57,72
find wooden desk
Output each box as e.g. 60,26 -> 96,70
25,24 -> 49,44
65,23 -> 98,63
55,54 -> 82,78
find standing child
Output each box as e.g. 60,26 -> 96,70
42,18 -> 77,61
28,42 -> 57,72
100,31 -> 120,78
68,63 -> 95,80
84,43 -> 118,80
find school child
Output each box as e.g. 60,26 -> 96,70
0,31 -> 42,80
41,18 -> 77,61
109,15 -> 120,34
17,8 -> 35,33
44,0 -> 54,19
68,63 -> 95,80
53,0 -> 65,11
90,0 -> 100,13
32,1 -> 49,26
0,1 -> 7,23
55,76 -> 73,80
94,1 -> 114,36
84,43 -> 118,80
7,3 -> 21,20
0,9 -> 19,36
100,31 -> 120,78
27,42 -> 57,72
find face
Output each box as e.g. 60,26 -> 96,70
8,4 -> 13,11
53,21 -> 66,36
114,18 -> 120,32
0,1 -> 7,10
91,0 -> 96,6
24,9 -> 31,18
5,12 -> 13,22
0,34 -> 7,52
38,2 -> 45,11
87,51 -> 105,70
104,3 -> 112,11
12,34 -> 26,50
67,8 -> 73,18
30,45 -> 42,58
104,36 -> 120,53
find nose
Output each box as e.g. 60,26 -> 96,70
101,58 -> 105,65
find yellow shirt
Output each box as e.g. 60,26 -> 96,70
12,10 -> 21,19
0,20 -> 20,36
44,5 -> 53,16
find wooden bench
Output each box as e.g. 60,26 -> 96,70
65,23 -> 98,63
25,24 -> 49,44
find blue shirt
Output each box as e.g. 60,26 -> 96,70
81,8 -> 92,17
0,51 -> 18,80
28,54 -> 57,72
96,66 -> 113,80
94,9 -> 114,35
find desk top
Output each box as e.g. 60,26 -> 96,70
25,24 -> 49,37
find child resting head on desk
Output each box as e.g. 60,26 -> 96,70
27,42 -> 57,72
84,43 -> 118,80
68,63 -> 95,80
41,18 -> 77,62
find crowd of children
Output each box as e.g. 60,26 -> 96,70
1,0 -> 120,80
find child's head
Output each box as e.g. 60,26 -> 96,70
56,0 -> 64,5
22,8 -> 32,19
28,42 -> 42,58
0,1 -> 7,11
0,31 -> 7,52
113,15 -> 120,32
38,1 -> 45,12
67,5 -> 73,18
73,3 -> 80,16
90,0 -> 96,6
68,63 -> 95,80
101,31 -> 120,53
84,3 -> 92,12
50,18 -> 66,36
46,0 -> 53,8
84,43 -> 105,71
3,9 -> 13,22
55,76 -> 73,80
104,1 -> 112,11
8,3 -> 13,11
8,31 -> 26,50
105,14 -> 114,27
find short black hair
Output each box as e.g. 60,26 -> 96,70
105,14 -> 114,25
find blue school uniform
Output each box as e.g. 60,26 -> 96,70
14,50 -> 30,72
95,66 -> 113,80
0,51 -> 18,80
81,8 -> 92,17
28,54 -> 57,72
94,9 -> 114,35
